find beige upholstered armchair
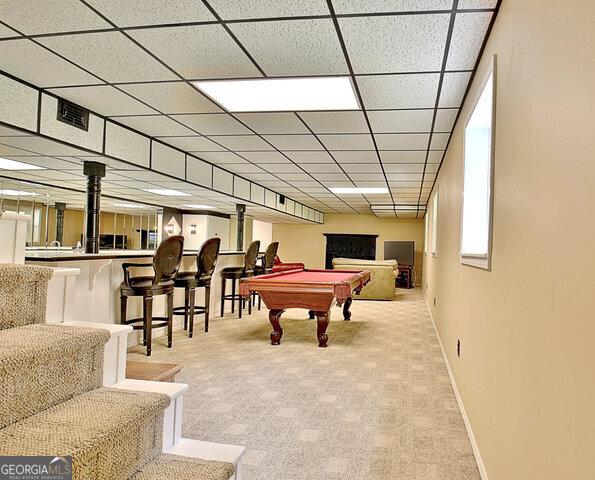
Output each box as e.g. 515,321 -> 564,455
332,258 -> 398,300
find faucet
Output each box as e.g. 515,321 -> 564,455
49,240 -> 61,249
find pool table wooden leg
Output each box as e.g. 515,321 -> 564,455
342,297 -> 353,321
315,310 -> 330,348
269,309 -> 284,345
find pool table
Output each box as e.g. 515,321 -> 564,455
240,268 -> 370,347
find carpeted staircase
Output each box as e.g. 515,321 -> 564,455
0,264 -> 235,480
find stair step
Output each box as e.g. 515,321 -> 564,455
0,264 -> 53,330
0,323 -> 110,428
131,453 -> 235,480
0,387 -> 170,480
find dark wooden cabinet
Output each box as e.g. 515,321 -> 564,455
323,233 -> 378,269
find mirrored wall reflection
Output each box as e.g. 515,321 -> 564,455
0,178 -> 160,251
99,202 -> 159,251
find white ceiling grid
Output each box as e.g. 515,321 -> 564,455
0,0 -> 499,219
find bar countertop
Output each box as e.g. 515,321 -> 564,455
25,249 -> 247,262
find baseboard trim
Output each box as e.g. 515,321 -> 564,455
423,292 -> 489,480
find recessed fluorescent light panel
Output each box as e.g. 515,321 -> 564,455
330,187 -> 389,194
112,202 -> 147,208
184,204 -> 216,209
143,189 -> 190,196
193,77 -> 359,112
0,189 -> 38,196
0,157 -> 44,170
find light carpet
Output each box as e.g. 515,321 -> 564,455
128,288 -> 480,480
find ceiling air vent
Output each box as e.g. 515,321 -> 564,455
57,98 -> 89,131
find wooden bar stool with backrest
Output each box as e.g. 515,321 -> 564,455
252,241 -> 279,310
220,240 -> 260,319
120,235 -> 184,356
173,237 -> 221,337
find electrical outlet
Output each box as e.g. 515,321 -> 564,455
433,297 -> 436,306
457,339 -> 461,358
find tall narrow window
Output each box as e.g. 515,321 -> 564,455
461,57 -> 496,269
431,190 -> 438,256
424,211 -> 430,255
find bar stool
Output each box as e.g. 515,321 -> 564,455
252,241 -> 279,310
172,237 -> 221,337
120,235 -> 184,356
220,240 -> 260,318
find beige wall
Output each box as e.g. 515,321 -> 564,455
423,1 -> 595,479
273,213 -> 424,276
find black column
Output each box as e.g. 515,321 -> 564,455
83,161 -> 106,254
54,202 -> 66,244
236,203 -> 246,251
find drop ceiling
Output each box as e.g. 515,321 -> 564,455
0,0 -> 500,220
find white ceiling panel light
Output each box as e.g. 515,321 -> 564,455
143,188 -> 191,196
193,77 -> 359,112
184,204 -> 216,209
330,187 -> 389,194
0,189 -> 38,196
112,202 -> 148,209
0,157 -> 45,170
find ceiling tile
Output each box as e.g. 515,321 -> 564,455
119,82 -> 222,114
341,163 -> 383,173
0,0 -> 111,34
284,151 -> 335,164
386,173 -> 423,181
332,151 -> 379,163
157,135 -> 225,152
0,23 -> 19,38
447,12 -> 493,70
223,163 -> 266,174
112,115 -> 195,136
376,133 -> 429,150
316,173 -> 351,182
333,0 -> 452,14
0,136 -> 90,156
357,74 -> 439,109
207,135 -> 275,151
278,173 -> 315,182
38,31 -> 177,83
234,113 -> 309,135
263,135 -> 323,151
129,24 -> 261,79
339,14 -> 450,73
428,151 -> 444,163
439,71 -> 472,107
239,151 -> 291,164
434,108 -> 458,131
458,0 -> 498,8
190,151 -> 246,164
0,39 -> 102,88
368,110 -> 433,133
170,114 -> 251,135
46,85 -> 157,116
229,19 -> 348,76
263,163 -> 305,174
85,0 -> 215,27
383,163 -> 425,173
301,163 -> 343,174
430,132 -> 450,150
299,111 -> 368,134
207,0 -> 327,20
379,151 -> 426,163
319,134 -> 374,151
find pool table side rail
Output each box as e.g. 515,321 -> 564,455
239,269 -> 371,304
